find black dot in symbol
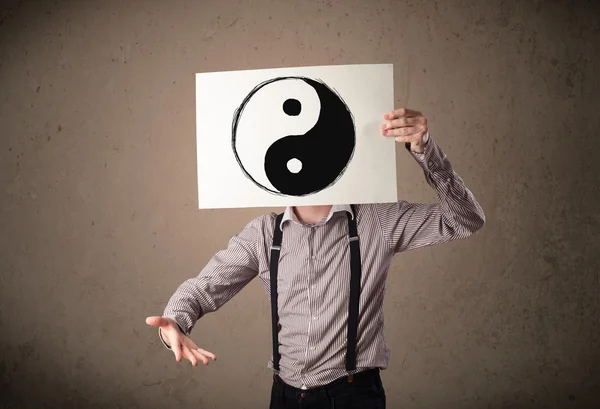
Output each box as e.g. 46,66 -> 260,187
283,98 -> 301,116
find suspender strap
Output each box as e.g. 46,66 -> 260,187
346,204 -> 362,372
270,213 -> 284,371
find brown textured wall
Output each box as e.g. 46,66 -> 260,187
1,0 -> 599,408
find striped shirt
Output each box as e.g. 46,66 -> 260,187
159,135 -> 485,389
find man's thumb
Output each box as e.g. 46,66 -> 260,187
146,316 -> 172,328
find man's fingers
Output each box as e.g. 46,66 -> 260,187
383,117 -> 425,129
390,108 -> 422,118
182,346 -> 199,366
171,341 -> 183,362
146,316 -> 174,328
383,126 -> 425,137
146,316 -> 166,327
191,349 -> 209,366
384,108 -> 422,120
196,347 -> 217,361
153,323 -> 215,367
182,340 -> 217,362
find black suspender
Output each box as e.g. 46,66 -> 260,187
346,204 -> 362,372
270,213 -> 284,371
269,205 -> 362,375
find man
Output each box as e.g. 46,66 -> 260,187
146,108 -> 485,408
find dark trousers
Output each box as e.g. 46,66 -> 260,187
269,369 -> 386,409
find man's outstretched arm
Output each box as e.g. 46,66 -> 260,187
154,217 -> 261,349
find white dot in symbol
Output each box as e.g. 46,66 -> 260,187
287,158 -> 302,173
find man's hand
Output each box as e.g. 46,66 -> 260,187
146,316 -> 217,366
381,108 -> 429,154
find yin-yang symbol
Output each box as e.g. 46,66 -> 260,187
232,76 -> 355,196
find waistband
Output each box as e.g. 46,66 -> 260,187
273,368 -> 382,395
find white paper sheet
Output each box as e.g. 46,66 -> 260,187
195,63 -> 397,209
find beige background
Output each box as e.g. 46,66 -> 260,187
1,0 -> 599,408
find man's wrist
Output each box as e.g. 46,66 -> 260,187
404,131 -> 429,154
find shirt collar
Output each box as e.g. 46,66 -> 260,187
280,204 -> 354,230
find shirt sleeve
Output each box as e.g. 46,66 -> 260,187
159,217 -> 261,345
375,133 -> 486,253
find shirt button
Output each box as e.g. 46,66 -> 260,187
428,161 -> 433,167
311,256 -> 317,260
313,316 -> 318,320
301,392 -> 307,399
311,285 -> 316,289
310,346 -> 316,351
